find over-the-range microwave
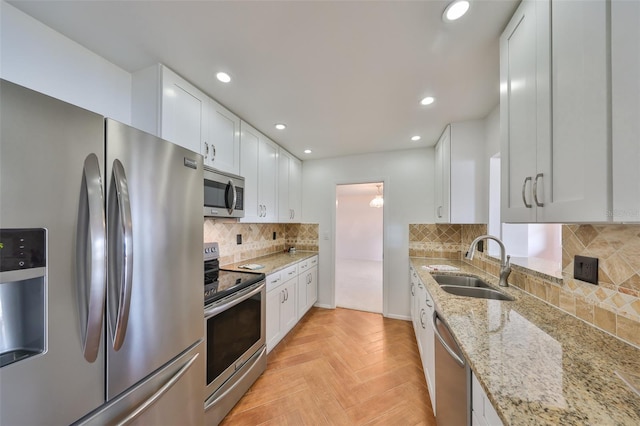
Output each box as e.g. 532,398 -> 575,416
203,167 -> 245,218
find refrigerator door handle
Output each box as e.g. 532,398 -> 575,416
115,352 -> 200,426
108,159 -> 134,351
76,153 -> 107,362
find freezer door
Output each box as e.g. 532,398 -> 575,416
74,340 -> 205,425
0,80 -> 106,424
105,119 -> 204,399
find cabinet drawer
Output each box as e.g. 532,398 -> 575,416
309,256 -> 318,267
281,264 -> 298,281
298,259 -> 309,272
266,272 -> 283,292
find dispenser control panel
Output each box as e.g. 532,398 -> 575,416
0,228 -> 46,272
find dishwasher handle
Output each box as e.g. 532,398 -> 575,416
432,311 -> 466,368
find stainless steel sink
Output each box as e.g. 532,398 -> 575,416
439,285 -> 515,301
432,274 -> 493,289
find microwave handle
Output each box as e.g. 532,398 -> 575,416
225,180 -> 237,215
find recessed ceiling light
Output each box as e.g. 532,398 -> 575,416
443,0 -> 470,22
216,72 -> 231,83
304,149 -> 312,154
411,136 -> 421,141
275,123 -> 287,130
420,96 -> 435,106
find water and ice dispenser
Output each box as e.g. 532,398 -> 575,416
0,229 -> 46,368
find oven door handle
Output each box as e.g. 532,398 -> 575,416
204,281 -> 265,319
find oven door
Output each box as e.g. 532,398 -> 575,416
204,280 -> 265,397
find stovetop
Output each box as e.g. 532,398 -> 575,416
204,269 -> 265,305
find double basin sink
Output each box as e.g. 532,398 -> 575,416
432,274 -> 514,301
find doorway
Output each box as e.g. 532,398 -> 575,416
334,182 -> 384,313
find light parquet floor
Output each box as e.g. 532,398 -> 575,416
220,307 -> 436,426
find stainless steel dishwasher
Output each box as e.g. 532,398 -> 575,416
433,311 -> 470,426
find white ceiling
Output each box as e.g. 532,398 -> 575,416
8,0 -> 519,160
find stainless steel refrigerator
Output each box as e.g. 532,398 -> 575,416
0,79 -> 204,425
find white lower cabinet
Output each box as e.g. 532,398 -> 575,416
410,268 -> 436,413
266,256 -> 319,353
266,270 -> 297,353
472,371 -> 503,426
297,256 -> 318,320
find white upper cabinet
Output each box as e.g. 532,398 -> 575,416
500,0 -> 611,223
278,148 -> 302,223
205,98 -> 240,175
132,64 -> 240,175
240,121 -> 278,223
132,64 -> 205,154
434,122 -> 487,224
612,0 -> 640,222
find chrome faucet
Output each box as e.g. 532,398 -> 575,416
465,235 -> 511,287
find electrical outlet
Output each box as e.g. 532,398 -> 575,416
236,234 -> 242,245
477,240 -> 484,253
273,231 -> 277,240
574,255 -> 598,284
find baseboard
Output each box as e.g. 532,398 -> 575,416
385,313 -> 411,321
313,303 -> 334,309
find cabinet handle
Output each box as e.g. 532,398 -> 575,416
521,176 -> 533,208
533,173 -> 544,207
212,144 -> 216,161
420,309 -> 426,329
411,283 -> 415,296
437,206 -> 443,218
425,295 -> 432,308
204,142 -> 209,159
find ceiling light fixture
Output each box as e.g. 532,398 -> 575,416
275,123 -> 287,130
411,136 -> 421,141
369,184 -> 384,209
216,72 -> 231,83
304,149 -> 312,154
443,0 -> 470,22
420,96 -> 435,106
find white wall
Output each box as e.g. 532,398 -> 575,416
335,192 -> 383,261
0,1 -> 132,123
302,148 -> 434,319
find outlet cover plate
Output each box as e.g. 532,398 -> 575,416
574,255 -> 598,284
236,234 -> 242,245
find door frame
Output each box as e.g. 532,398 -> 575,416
331,177 -> 389,317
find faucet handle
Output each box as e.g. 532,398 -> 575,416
505,255 -> 511,268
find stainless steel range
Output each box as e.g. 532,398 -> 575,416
203,242 -> 267,425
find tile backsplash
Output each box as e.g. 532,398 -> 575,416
204,219 -> 318,265
410,223 -> 640,348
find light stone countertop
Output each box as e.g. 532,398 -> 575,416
222,251 -> 318,276
410,257 -> 640,425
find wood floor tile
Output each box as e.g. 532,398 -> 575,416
220,307 -> 436,426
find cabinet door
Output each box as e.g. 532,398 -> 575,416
612,0 -> 640,222
259,137 -> 279,222
278,148 -> 292,222
422,288 -> 436,412
539,0 -> 609,222
434,126 -> 450,223
160,68 -> 205,154
500,0 -> 539,223
277,149 -> 302,223
281,278 -> 297,335
206,99 -> 240,174
266,287 -> 283,353
240,121 -> 262,222
297,273 -> 307,321
306,266 -> 317,310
